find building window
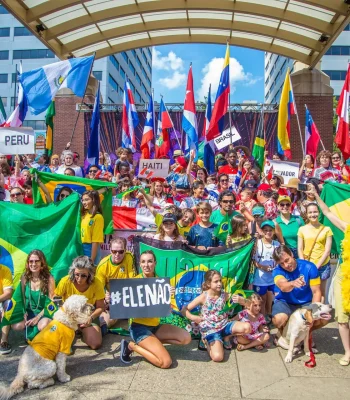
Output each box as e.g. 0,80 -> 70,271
22,120 -> 46,130
344,24 -> 350,31
120,67 -> 125,79
129,81 -> 135,94
325,46 -> 350,56
0,50 -> 9,60
129,61 -> 136,76
93,71 -> 103,81
131,49 -> 137,58
108,74 -> 118,92
0,28 -> 10,37
0,74 -> 8,83
119,86 -> 123,96
121,52 -> 129,64
265,61 -> 270,72
11,97 -> 18,107
142,51 -> 147,64
1,97 -> 7,107
12,72 -> 17,83
136,72 -> 141,86
108,97 -> 115,104
147,62 -> 151,73
14,27 -> 33,36
147,47 -> 152,59
323,70 -> 347,80
109,55 -> 119,71
13,49 -> 55,59
135,90 -> 141,103
0,5 -> 9,14
141,83 -> 147,94
136,56 -> 142,69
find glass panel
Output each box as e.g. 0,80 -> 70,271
143,11 -> 187,22
14,27 -> 33,36
108,74 -> 118,91
0,51 -> 9,60
109,33 -> 148,45
288,1 -> 334,22
0,5 -> 10,14
189,11 -> 232,20
86,0 -> 135,13
279,22 -> 321,40
234,13 -> 279,28
73,42 -> 109,57
231,32 -> 271,43
93,71 -> 103,81
98,15 -> 143,30
274,39 -> 311,55
1,97 -> 7,107
191,29 -> 230,36
150,29 -> 189,38
109,55 -> 119,70
23,0 -> 49,8
0,74 -> 8,83
0,28 -> 10,37
237,0 -> 287,9
58,26 -> 99,44
40,5 -> 88,28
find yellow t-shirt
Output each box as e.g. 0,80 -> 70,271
155,213 -> 191,237
30,320 -> 75,360
96,252 -> 135,291
55,276 -> 105,305
298,224 -> 333,266
0,264 -> 13,296
132,273 -> 160,327
81,212 -> 104,244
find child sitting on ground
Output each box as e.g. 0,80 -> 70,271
187,202 -> 224,249
226,214 -> 251,247
232,293 -> 270,351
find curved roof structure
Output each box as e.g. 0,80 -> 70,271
3,0 -> 350,68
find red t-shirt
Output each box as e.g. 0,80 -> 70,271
218,165 -> 238,175
23,197 -> 33,204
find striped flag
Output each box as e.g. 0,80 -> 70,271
122,77 -> 139,152
203,85 -> 215,174
45,101 -> 55,156
140,93 -> 154,159
305,106 -> 320,159
156,98 -> 173,158
277,68 -> 295,159
0,96 -> 6,126
182,64 -> 198,156
335,64 -> 350,160
252,109 -> 266,170
86,82 -> 100,165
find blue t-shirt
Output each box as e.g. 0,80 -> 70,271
187,224 -> 223,248
273,259 -> 320,305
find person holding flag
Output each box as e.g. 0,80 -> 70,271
122,77 -> 139,152
182,64 -> 198,157
140,93 -> 154,159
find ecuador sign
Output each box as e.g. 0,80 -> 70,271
0,127 -> 35,155
264,160 -> 299,184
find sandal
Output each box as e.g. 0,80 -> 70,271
339,357 -> 350,366
236,344 -> 245,351
255,345 -> 264,351
223,340 -> 232,351
198,339 -> 207,351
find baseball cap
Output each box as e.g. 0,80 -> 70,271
162,213 -> 177,224
196,159 -> 204,168
252,206 -> 266,216
257,183 -> 271,191
277,195 -> 291,204
244,179 -> 258,190
261,220 -> 275,229
173,150 -> 184,157
176,156 -> 187,169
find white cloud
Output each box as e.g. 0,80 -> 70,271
198,57 -> 261,100
152,48 -> 184,71
159,71 -> 186,89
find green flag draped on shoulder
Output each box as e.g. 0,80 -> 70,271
320,181 -> 350,254
0,96 -> 7,125
31,169 -> 117,234
45,100 -> 55,156
252,112 -> 265,170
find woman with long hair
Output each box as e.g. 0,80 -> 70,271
179,180 -> 217,210
153,213 -> 185,242
149,178 -> 169,209
299,154 -> 314,183
313,150 -> 342,183
81,190 -> 104,265
12,250 -> 55,340
113,179 -> 139,208
299,178 -> 320,221
55,256 -> 105,350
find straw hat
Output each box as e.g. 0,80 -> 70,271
273,174 -> 284,185
283,178 -> 300,189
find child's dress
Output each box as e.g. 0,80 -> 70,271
236,310 -> 266,341
199,292 -> 228,339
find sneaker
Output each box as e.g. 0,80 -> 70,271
100,323 -> 108,337
0,342 -> 12,355
120,339 -> 132,364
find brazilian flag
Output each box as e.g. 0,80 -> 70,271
31,169 -> 118,234
45,100 -> 55,156
320,181 -> 350,254
252,113 -> 265,170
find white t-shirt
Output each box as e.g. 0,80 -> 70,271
253,239 -> 280,286
55,165 -> 83,177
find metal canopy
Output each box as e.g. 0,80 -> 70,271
2,0 -> 350,68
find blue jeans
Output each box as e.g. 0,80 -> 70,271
319,262 -> 331,280
129,323 -> 160,344
204,321 -> 236,345
82,243 -> 101,265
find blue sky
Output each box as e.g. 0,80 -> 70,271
152,44 -> 265,104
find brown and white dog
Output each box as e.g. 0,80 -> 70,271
277,302 -> 332,363
0,295 -> 93,399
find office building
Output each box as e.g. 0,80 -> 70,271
264,24 -> 350,103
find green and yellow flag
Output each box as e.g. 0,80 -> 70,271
252,111 -> 265,170
320,181 -> 350,254
31,169 -> 118,234
45,100 -> 55,156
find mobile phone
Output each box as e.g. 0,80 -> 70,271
298,183 -> 308,191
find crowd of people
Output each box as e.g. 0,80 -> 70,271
0,144 -> 349,370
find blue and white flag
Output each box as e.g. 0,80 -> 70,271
86,82 -> 100,166
19,56 -> 94,115
203,85 -> 215,174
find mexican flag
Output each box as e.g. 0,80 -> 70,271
113,206 -> 155,230
31,169 -> 117,234
0,96 -> 7,125
320,181 -> 350,254
45,100 -> 55,156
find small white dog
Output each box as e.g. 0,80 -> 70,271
0,295 -> 93,399
277,302 -> 332,363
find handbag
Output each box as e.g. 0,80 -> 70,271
303,226 -> 325,261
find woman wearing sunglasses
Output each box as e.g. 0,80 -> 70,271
55,256 -> 105,350
96,238 -> 136,330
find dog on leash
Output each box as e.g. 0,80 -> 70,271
277,302 -> 332,363
0,295 -> 94,400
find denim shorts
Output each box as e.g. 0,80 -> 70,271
253,284 -> 275,296
272,299 -> 312,317
204,321 -> 236,345
319,262 -> 331,281
129,323 -> 160,344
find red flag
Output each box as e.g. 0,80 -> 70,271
155,98 -> 173,158
335,64 -> 350,160
267,165 -> 274,181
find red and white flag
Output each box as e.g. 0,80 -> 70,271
305,106 -> 320,159
113,206 -> 155,230
335,64 -> 350,160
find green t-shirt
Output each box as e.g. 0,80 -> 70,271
209,209 -> 240,242
275,215 -> 304,249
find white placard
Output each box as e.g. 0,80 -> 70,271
213,127 -> 242,150
0,127 -> 35,155
264,160 -> 300,184
138,159 -> 170,179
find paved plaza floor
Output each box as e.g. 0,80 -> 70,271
1,320 -> 349,400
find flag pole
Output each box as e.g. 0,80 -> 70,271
69,52 -> 96,143
13,63 -> 18,112
152,88 -> 155,158
305,104 -> 325,151
294,103 -> 305,156
227,40 -> 233,149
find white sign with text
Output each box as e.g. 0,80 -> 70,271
214,127 -> 242,150
138,159 -> 170,179
0,127 -> 35,155
264,160 -> 300,184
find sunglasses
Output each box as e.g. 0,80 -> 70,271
222,200 -> 234,204
279,203 -> 291,208
74,273 -> 88,279
10,192 -> 22,197
332,157 -> 340,160
111,249 -> 125,255
89,169 -> 98,173
59,193 -> 69,199
253,214 -> 265,218
220,179 -> 228,182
